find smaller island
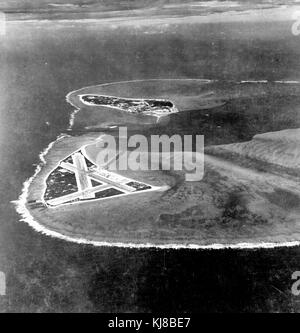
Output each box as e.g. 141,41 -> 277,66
80,94 -> 177,117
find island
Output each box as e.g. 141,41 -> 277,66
16,79 -> 300,249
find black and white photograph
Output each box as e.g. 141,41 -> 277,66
0,0 -> 300,315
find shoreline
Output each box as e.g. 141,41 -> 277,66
14,78 -> 300,250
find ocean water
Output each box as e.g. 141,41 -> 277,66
1,14 -> 300,312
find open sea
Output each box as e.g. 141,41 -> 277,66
1,11 -> 300,312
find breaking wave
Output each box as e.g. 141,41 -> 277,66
14,78 -> 300,249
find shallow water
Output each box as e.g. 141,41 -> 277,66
1,14 -> 300,312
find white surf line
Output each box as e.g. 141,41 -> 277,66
13,138 -> 300,250
65,78 -> 268,129
14,78 -> 300,250
20,136 -> 163,209
12,181 -> 300,249
65,91 -> 80,130
239,80 -> 300,84
65,79 -> 216,129
12,134 -> 69,203
66,78 -> 300,130
240,80 -> 269,84
274,80 -> 300,84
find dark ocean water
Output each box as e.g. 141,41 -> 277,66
1,16 -> 300,312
